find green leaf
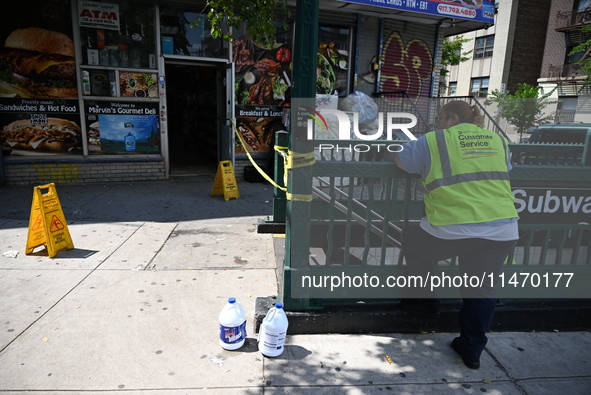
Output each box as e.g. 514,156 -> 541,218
192,0 -> 289,46
484,83 -> 557,138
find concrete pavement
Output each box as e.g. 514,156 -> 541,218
0,176 -> 590,394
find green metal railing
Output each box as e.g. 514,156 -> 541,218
282,141 -> 591,310
510,141 -> 591,166
371,94 -> 507,139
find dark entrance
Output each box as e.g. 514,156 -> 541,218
165,63 -> 221,176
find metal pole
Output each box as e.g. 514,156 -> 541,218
283,0 -> 319,310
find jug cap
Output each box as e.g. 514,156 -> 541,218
228,297 -> 236,303
275,302 -> 283,309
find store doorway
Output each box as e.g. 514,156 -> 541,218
165,62 -> 227,176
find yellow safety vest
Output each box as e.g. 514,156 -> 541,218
423,124 -> 518,226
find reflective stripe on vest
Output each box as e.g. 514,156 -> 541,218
424,129 -> 510,192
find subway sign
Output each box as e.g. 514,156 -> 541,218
513,187 -> 591,224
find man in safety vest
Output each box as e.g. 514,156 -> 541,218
395,100 -> 519,370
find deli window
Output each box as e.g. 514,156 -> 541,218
159,7 -> 228,59
77,0 -> 160,155
78,0 -> 156,70
78,0 -> 158,99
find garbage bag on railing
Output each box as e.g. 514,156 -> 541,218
339,91 -> 378,126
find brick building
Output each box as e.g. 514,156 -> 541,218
445,0 -> 591,128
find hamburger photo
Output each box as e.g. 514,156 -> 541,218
0,27 -> 77,98
0,117 -> 81,153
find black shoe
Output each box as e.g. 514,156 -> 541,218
399,299 -> 441,317
451,337 -> 480,370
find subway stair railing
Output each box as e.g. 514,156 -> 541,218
282,139 -> 591,311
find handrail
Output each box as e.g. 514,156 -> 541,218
470,96 -> 510,140
372,93 -> 510,141
436,96 -> 510,141
313,176 -> 402,247
372,90 -> 432,131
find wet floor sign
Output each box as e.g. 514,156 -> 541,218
25,183 -> 74,258
211,161 -> 240,201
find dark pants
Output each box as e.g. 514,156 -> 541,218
402,226 -> 515,360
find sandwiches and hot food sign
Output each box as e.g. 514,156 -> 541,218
0,2 -> 82,156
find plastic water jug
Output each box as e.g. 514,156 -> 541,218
219,297 -> 247,350
258,302 -> 289,357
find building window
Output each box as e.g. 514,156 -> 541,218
471,77 -> 489,98
555,97 -> 578,123
474,35 -> 494,59
575,0 -> 591,12
160,7 -> 227,58
448,82 -> 457,96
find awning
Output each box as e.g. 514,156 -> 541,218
316,0 -> 495,35
144,0 -> 495,36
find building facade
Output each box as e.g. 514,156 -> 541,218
539,0 -> 591,123
445,0 -> 591,135
1,0 -> 494,186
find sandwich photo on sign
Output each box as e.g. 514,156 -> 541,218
0,117 -> 82,154
0,27 -> 77,98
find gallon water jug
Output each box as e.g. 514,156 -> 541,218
219,297 -> 247,350
258,302 -> 289,357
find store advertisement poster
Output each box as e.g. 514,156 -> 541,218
85,101 -> 159,154
119,72 -> 158,98
233,35 -> 291,157
235,106 -> 284,158
0,98 -> 82,156
78,0 -> 120,30
338,0 -> 495,23
0,2 -> 77,100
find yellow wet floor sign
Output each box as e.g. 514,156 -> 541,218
211,161 -> 240,201
25,183 -> 74,258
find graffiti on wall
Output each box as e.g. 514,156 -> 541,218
379,32 -> 433,99
32,163 -> 80,183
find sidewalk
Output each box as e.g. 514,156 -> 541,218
0,177 -> 590,394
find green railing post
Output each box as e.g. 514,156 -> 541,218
283,0 -> 320,310
583,132 -> 591,166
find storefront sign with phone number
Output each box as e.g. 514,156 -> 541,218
336,0 -> 495,23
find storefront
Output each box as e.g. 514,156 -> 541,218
0,0 -> 232,185
0,0 -> 494,185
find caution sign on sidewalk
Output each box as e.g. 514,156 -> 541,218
26,183 -> 74,258
211,161 -> 240,201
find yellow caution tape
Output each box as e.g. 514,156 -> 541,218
286,192 -> 313,202
233,120 -> 314,202
233,121 -> 286,192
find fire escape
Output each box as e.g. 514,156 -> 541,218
549,6 -> 591,122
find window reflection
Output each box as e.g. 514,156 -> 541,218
160,7 -> 227,58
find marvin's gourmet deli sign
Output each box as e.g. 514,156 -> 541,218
338,0 -> 495,23
84,101 -> 159,154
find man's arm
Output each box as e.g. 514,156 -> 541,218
394,152 -> 407,171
